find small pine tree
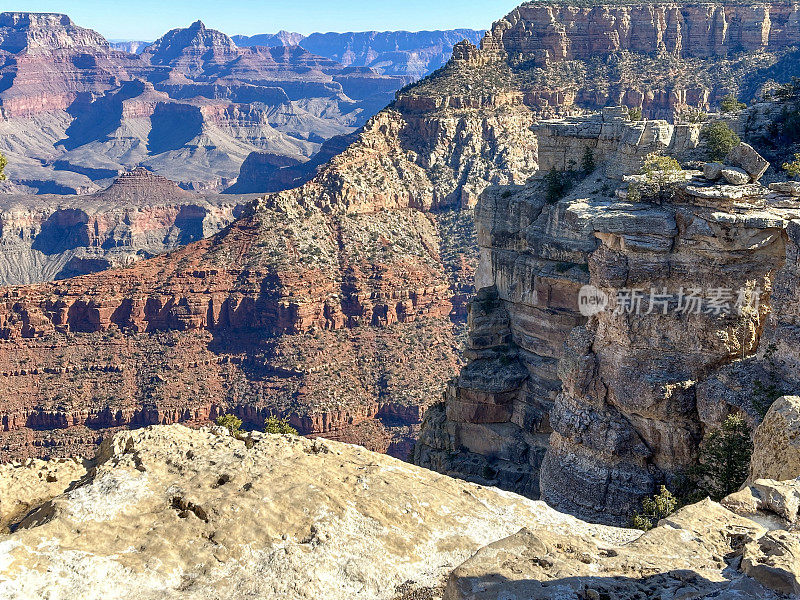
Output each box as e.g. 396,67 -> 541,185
720,94 -> 746,113
628,106 -> 643,121
782,152 -> 800,178
695,414 -> 753,501
216,414 -> 243,436
630,486 -> 678,531
545,168 -> 567,204
701,122 -> 741,161
0,151 -> 6,181
581,146 -> 596,173
264,415 -> 298,435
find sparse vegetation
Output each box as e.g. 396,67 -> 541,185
628,106 -> 643,121
581,146 -> 596,173
264,415 -> 298,435
720,94 -> 746,113
216,414 -> 243,436
0,151 -> 6,181
782,152 -> 800,178
627,153 -> 683,203
630,486 -> 678,531
701,122 -> 740,161
545,168 -> 571,204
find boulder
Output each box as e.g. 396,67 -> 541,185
444,500 -> 777,599
768,181 -> 800,197
749,395 -> 800,483
723,478 -> 800,527
703,161 -> 724,180
741,530 -> 800,596
727,142 -> 770,181
722,166 -> 751,185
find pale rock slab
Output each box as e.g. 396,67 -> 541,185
749,395 -> 800,484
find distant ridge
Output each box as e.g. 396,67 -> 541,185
234,29 -> 485,78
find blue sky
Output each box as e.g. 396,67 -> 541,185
16,1 -> 520,40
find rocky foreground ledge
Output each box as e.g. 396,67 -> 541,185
0,425 -> 797,599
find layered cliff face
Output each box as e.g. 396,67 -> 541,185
0,168 -> 248,286
402,2 -> 800,120
0,180 -> 474,460
0,23 -> 545,459
415,108 -> 800,525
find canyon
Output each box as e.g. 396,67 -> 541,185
0,13 -> 474,195
2,1 -> 800,527
233,29 -> 485,79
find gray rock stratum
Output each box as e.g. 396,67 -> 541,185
0,424 -> 797,599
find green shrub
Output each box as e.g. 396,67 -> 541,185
581,146 -> 596,173
629,154 -> 683,203
264,415 -> 298,435
693,414 -> 753,501
545,168 -> 570,204
628,106 -> 643,121
783,152 -> 800,178
216,414 -> 243,436
641,154 -> 682,179
720,94 -> 746,113
701,122 -> 741,161
630,485 -> 678,531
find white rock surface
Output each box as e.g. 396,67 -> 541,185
0,425 -> 634,600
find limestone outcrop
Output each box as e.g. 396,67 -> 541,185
0,425 -> 635,600
416,109 -> 800,525
748,395 -> 800,484
2,424 -> 797,599
445,500 -> 780,599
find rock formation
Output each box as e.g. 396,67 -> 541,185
0,168 -> 250,285
0,14 -> 407,193
0,424 -> 796,599
748,395 -> 800,484
0,14 -> 541,459
415,107 -> 800,525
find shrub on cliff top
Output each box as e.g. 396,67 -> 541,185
701,122 -> 740,161
264,415 -> 298,435
628,153 -> 683,203
720,94 -> 746,113
783,152 -> 800,178
216,414 -> 243,436
630,485 -> 677,531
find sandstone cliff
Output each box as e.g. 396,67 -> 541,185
415,108 -> 800,525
